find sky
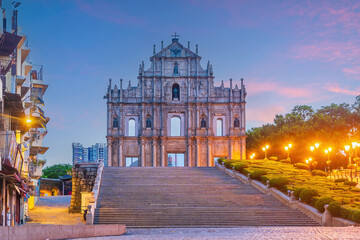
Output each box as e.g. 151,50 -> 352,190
14,0 -> 360,165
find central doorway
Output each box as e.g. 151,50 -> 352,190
167,153 -> 184,167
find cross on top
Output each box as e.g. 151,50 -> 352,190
171,32 -> 180,39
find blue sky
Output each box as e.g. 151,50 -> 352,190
17,0 -> 360,165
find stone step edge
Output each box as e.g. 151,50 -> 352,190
216,162 -> 356,227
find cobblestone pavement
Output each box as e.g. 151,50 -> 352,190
27,196 -> 84,225
72,227 -> 360,240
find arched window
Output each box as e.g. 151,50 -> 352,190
146,117 -> 152,128
172,83 -> 180,100
128,119 -> 136,136
216,118 -> 223,136
201,118 -> 206,128
113,117 -> 118,128
171,116 -> 181,136
234,117 -> 240,128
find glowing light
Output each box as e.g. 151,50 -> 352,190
352,142 -> 357,149
325,149 -> 328,154
345,145 -> 350,151
288,143 -> 292,148
315,143 -> 320,148
26,118 -> 31,123
328,147 -> 332,152
265,145 -> 269,149
262,147 -> 266,151
285,146 -> 289,151
310,146 -> 315,152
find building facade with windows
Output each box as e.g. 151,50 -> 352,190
105,36 -> 246,167
72,142 -> 107,166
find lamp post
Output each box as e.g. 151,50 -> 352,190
345,145 -> 353,181
262,145 -> 269,159
284,143 -> 292,160
325,147 -> 332,172
250,153 -> 255,160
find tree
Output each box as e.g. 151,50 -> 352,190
42,164 -> 72,179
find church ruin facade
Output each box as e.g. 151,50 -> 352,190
104,36 -> 246,167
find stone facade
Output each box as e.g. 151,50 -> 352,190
70,163 -> 99,213
104,37 -> 246,167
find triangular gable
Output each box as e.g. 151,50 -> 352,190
153,40 -> 199,58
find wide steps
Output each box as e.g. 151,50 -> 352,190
94,167 -> 320,227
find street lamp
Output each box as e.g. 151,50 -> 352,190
285,146 -> 290,159
310,146 -> 315,152
250,153 -> 255,159
315,143 -> 320,149
325,148 -> 332,172
345,145 -> 351,165
263,145 -> 269,159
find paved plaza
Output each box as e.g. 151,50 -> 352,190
28,196 -> 84,225
71,227 -> 360,240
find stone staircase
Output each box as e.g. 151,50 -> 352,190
94,167 -> 320,227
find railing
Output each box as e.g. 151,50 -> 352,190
329,169 -> 360,183
30,65 -> 43,81
0,130 -> 18,168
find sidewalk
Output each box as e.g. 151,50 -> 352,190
28,196 -> 84,225
71,227 -> 360,240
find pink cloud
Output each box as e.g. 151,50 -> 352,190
291,41 -> 360,65
325,83 -> 360,96
342,66 -> 360,76
247,104 -> 285,123
244,79 -> 315,98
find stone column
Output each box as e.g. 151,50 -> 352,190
141,140 -> 145,167
207,139 -> 212,167
187,143 -> 192,167
196,142 -> 200,167
161,141 -> 166,166
119,141 -> 123,167
152,140 -> 157,167
107,138 -> 112,167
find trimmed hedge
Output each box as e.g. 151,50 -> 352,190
344,181 -> 357,187
334,178 -> 348,183
294,163 -> 309,170
294,188 -> 306,199
268,156 -> 278,161
280,159 -> 291,164
315,197 -> 335,213
299,188 -> 318,204
233,162 -> 248,171
311,170 -> 327,177
269,177 -> 289,191
328,201 -> 341,217
352,211 -> 360,223
249,170 -> 267,180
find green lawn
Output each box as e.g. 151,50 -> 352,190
220,158 -> 360,223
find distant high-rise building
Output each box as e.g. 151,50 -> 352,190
72,142 -> 107,166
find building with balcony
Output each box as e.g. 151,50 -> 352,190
0,0 -> 50,226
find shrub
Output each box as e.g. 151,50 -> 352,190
299,188 -> 318,204
280,159 -> 291,164
249,170 -> 267,180
224,161 -> 232,169
334,178 -> 348,183
315,197 -> 335,213
344,181 -> 357,187
351,188 -> 360,193
260,175 -> 269,184
269,156 -> 278,161
233,162 -> 248,172
311,170 -> 327,177
241,168 -> 250,175
328,201 -> 341,217
294,163 -> 309,170
294,188 -> 306,199
269,177 -> 289,190
217,157 -> 226,164
352,211 -> 360,223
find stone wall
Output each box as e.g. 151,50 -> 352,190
70,163 -> 99,213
